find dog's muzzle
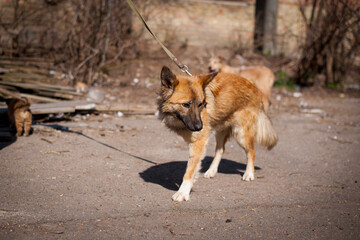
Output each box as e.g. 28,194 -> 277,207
192,122 -> 203,132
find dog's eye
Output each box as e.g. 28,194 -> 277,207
198,100 -> 206,108
182,103 -> 190,108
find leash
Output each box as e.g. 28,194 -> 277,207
125,0 -> 192,76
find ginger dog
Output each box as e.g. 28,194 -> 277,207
208,56 -> 275,112
158,66 -> 277,201
6,97 -> 32,136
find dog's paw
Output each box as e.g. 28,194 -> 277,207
172,180 -> 192,201
204,168 -> 217,178
172,191 -> 190,201
242,171 -> 255,181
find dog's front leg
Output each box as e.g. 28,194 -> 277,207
172,134 -> 208,201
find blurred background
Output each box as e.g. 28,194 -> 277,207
0,0 -> 359,105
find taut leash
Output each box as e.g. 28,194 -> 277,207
125,0 -> 192,76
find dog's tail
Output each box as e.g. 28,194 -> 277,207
256,111 -> 277,150
20,97 -> 31,106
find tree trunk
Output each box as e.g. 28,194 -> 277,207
254,0 -> 278,55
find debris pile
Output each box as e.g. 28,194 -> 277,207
0,60 -> 156,116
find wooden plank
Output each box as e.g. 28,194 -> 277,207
30,106 -> 75,114
75,103 -> 97,110
30,100 -> 96,114
0,67 -> 11,73
0,74 -> 60,86
19,93 -> 62,103
12,66 -> 52,76
19,79 -> 76,91
0,82 -> 82,96
0,85 -> 18,92
31,100 -> 96,109
95,103 -> 156,115
0,87 -> 23,100
1,77 -> 76,92
36,90 -> 74,100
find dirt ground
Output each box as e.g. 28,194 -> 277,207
0,51 -> 360,239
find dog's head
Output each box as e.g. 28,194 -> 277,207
159,66 -> 217,132
208,56 -> 225,73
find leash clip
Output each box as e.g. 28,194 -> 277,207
180,65 -> 192,76
173,57 -> 192,76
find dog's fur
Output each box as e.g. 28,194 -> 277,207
208,56 -> 275,112
6,97 -> 32,137
158,66 -> 277,201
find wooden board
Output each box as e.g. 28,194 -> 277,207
30,100 -> 97,114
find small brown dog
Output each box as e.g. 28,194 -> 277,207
208,56 -> 275,112
6,97 -> 32,136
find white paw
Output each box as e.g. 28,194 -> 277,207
242,171 -> 255,181
172,190 -> 190,201
204,168 -> 217,178
172,180 -> 192,201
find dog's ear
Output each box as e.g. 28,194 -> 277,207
161,66 -> 178,89
199,72 -> 218,89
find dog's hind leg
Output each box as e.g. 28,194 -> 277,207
15,118 -> 24,137
23,112 -> 32,137
233,112 -> 257,181
204,129 -> 230,178
241,142 -> 255,181
172,133 -> 209,201
234,129 -> 256,181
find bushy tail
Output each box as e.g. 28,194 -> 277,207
256,111 -> 277,150
20,97 -> 31,107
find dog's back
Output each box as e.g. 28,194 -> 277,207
238,66 -> 275,99
208,56 -> 275,112
206,73 -> 276,150
206,73 -> 263,123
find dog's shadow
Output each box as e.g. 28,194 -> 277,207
139,156 -> 261,190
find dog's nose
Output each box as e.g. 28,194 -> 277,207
193,122 -> 203,131
208,67 -> 213,72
